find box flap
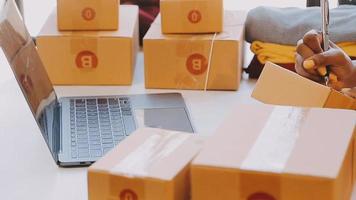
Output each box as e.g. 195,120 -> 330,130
144,10 -> 246,41
252,62 -> 332,108
90,128 -> 204,181
38,5 -> 138,38
324,89 -> 355,109
193,103 -> 356,179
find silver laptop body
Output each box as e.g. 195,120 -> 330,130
0,0 -> 194,167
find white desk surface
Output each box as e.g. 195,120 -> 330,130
1,0 -> 355,200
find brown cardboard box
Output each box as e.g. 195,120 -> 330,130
252,62 -> 355,110
191,103 -> 356,200
160,0 -> 223,33
0,0 -> 30,60
88,128 -> 205,200
144,11 -> 246,91
37,5 -> 139,86
57,0 -> 119,30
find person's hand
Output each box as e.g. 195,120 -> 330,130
295,30 -> 355,90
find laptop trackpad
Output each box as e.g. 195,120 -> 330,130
134,108 -> 194,133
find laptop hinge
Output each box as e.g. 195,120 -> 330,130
52,102 -> 61,162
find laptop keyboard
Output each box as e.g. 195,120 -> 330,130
70,97 -> 133,159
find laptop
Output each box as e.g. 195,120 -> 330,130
0,0 -> 194,167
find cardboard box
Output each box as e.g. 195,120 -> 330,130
57,0 -> 119,30
144,11 -> 246,91
252,62 -> 355,110
37,5 -> 139,86
88,128 -> 205,200
160,0 -> 223,33
191,103 -> 356,200
0,0 -> 30,60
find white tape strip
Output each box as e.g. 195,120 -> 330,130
110,131 -> 190,177
204,32 -> 217,91
241,107 -> 307,173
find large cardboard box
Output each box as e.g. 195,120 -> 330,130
0,0 -> 30,60
57,0 -> 119,30
88,128 -> 205,200
37,5 -> 139,86
252,62 -> 355,110
191,103 -> 356,200
144,11 -> 246,91
160,0 -> 223,33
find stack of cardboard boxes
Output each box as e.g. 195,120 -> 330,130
36,0 -> 139,85
144,0 -> 246,91
88,104 -> 356,200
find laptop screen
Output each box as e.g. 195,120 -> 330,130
0,0 -> 56,119
0,0 -> 59,159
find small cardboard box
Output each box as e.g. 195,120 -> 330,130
144,11 -> 246,91
252,62 -> 355,110
37,5 -> 139,86
0,0 -> 30,60
88,128 -> 205,200
191,103 -> 356,200
160,0 -> 223,33
57,0 -> 119,30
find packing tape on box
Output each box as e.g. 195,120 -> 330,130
70,37 -> 98,69
108,130 -> 191,198
147,10 -> 244,90
173,32 -> 217,91
240,107 -> 309,199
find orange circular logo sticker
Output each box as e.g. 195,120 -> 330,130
248,193 -> 276,200
188,10 -> 202,24
75,51 -> 98,69
186,53 -> 208,75
82,7 -> 96,21
120,189 -> 138,200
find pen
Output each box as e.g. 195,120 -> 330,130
320,0 -> 330,85
320,0 -> 338,85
